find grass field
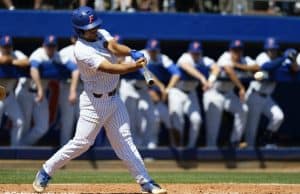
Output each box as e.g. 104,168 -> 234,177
1,169 -> 300,184
1,161 -> 300,193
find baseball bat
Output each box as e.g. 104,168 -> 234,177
142,66 -> 154,86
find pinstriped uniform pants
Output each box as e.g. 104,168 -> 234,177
43,91 -> 151,184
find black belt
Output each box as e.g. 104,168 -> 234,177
252,89 -> 268,97
93,89 -> 117,98
182,89 -> 191,94
217,89 -> 227,94
28,88 -> 37,93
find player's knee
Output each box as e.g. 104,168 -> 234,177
138,100 -> 149,110
273,110 -> 284,123
70,138 -> 93,151
170,112 -> 184,131
14,118 -> 24,129
190,112 -> 202,126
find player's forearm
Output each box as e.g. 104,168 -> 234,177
70,70 -> 80,93
166,75 -> 180,90
108,40 -> 131,56
180,63 -> 207,83
234,63 -> 260,72
12,59 -> 30,67
224,66 -> 244,90
30,68 -> 43,91
98,62 -> 142,74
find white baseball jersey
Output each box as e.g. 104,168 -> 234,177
248,52 -> 276,95
0,50 -> 27,92
29,47 -> 70,89
60,45 -> 76,64
177,52 -> 215,91
74,29 -> 119,94
214,51 -> 255,92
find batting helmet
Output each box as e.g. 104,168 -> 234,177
0,35 -> 13,47
264,37 -> 279,50
188,41 -> 202,53
72,6 -> 102,31
229,40 -> 244,50
146,39 -> 160,51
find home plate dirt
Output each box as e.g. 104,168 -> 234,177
0,183 -> 300,194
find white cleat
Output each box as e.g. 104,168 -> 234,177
141,180 -> 167,194
32,168 -> 51,193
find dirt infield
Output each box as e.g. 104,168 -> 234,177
1,183 -> 300,194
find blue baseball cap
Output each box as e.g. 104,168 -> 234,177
146,39 -> 160,51
43,35 -> 57,46
264,37 -> 279,50
0,35 -> 13,47
229,40 -> 244,49
114,34 -> 123,44
188,41 -> 202,53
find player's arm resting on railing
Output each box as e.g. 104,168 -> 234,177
30,66 -> 44,102
12,58 -> 29,67
0,55 -> 13,65
97,58 -> 146,74
208,64 -> 220,84
69,69 -> 80,104
223,66 -> 245,101
179,62 -> 208,85
166,65 -> 181,91
233,63 -> 260,72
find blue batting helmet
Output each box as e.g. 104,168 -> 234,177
72,6 -> 102,31
264,37 -> 279,50
146,39 -> 160,51
0,35 -> 13,47
43,35 -> 57,46
188,41 -> 202,53
229,40 -> 244,49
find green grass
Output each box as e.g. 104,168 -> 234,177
0,169 -> 299,184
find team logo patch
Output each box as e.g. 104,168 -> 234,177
193,42 -> 200,49
89,15 -> 94,24
151,40 -> 158,48
49,35 -> 54,43
5,36 -> 10,44
235,40 -> 241,46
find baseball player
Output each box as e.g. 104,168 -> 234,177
169,41 -> 218,148
235,38 -> 291,147
16,35 -> 79,146
140,39 -> 181,148
204,40 -> 251,148
58,35 -> 81,145
33,6 -> 167,194
0,35 -> 29,146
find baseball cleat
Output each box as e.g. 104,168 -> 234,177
32,168 -> 51,192
141,180 -> 167,194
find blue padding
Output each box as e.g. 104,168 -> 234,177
0,10 -> 300,42
0,147 -> 300,161
0,65 -> 29,78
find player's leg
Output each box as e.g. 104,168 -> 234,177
21,97 -> 49,145
168,88 -> 187,146
262,97 -> 284,146
224,91 -> 248,146
137,88 -> 157,148
104,96 -> 166,193
244,92 -> 264,147
59,82 -> 76,146
15,82 -> 34,138
203,89 -> 224,148
185,91 -> 202,148
156,101 -> 172,130
4,93 -> 24,146
33,93 -> 103,192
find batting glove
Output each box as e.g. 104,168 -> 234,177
130,50 -> 145,61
